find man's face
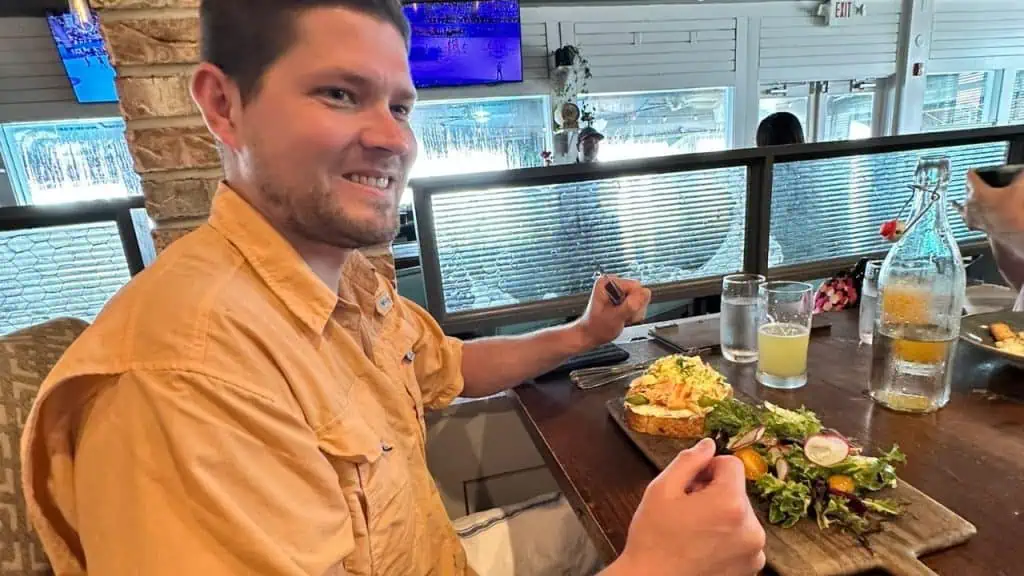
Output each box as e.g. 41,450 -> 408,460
231,8 -> 417,249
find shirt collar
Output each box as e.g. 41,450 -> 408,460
208,183 -> 338,336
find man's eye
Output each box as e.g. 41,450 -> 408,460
318,88 -> 355,106
391,105 -> 412,120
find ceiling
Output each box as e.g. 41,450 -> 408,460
1,0 -> 72,18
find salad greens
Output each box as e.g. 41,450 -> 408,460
705,397 -> 907,546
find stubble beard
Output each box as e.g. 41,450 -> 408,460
258,172 -> 401,251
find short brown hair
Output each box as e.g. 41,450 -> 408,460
200,0 -> 410,103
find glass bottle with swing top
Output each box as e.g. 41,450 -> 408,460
869,156 -> 966,413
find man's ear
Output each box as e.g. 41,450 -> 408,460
191,62 -> 244,152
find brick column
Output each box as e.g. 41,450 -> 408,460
91,0 -> 397,281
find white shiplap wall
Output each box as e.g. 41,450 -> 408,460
0,18 -> 119,123
560,5 -> 738,93
929,0 -> 1024,71
758,1 -> 902,83
573,17 -> 736,92
521,21 -> 549,81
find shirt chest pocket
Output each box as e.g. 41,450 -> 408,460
377,317 -> 425,427
318,418 -> 424,575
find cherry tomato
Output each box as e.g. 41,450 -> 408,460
828,474 -> 856,493
734,447 -> 768,481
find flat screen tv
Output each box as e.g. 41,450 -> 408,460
403,0 -> 523,89
46,11 -> 118,104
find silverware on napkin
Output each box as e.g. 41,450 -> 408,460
570,346 -> 715,390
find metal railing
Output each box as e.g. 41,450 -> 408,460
0,196 -> 149,275
412,126 -> 1024,333
0,196 -> 151,334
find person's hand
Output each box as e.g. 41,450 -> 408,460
575,275 -> 651,348
962,170 -> 1024,234
616,439 -> 766,576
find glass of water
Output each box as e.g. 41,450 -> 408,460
757,282 -> 814,389
859,260 -> 883,345
721,274 -> 765,363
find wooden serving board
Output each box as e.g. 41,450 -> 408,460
607,398 -> 976,576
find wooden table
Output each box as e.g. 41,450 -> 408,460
513,311 -> 1024,575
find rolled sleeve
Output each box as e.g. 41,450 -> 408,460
403,300 -> 465,409
73,369 -> 353,575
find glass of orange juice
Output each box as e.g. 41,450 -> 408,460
757,282 -> 814,389
880,283 -> 948,364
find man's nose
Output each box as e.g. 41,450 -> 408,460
361,105 -> 413,157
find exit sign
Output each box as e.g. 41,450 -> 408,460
819,0 -> 867,25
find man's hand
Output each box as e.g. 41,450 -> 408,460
604,439 -> 766,576
961,170 -> 1024,236
575,276 -> 651,349
460,276 -> 651,397
962,170 -> 1024,291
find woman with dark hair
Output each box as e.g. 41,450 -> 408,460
757,112 -> 806,147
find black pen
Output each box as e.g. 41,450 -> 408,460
604,277 -> 625,306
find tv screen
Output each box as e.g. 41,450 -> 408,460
46,12 -> 118,104
403,0 -> 523,89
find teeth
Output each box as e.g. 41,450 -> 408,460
345,174 -> 391,190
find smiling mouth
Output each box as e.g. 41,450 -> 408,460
344,173 -> 393,190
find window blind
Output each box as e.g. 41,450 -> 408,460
428,167 -> 747,315
769,142 -> 1007,270
1,221 -> 131,335
1011,71 -> 1024,125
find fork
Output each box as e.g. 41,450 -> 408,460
570,346 -> 715,390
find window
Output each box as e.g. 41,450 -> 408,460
407,95 -> 549,206
579,88 -> 732,161
1011,71 -> 1024,125
822,93 -> 874,141
922,72 -> 998,132
759,82 -> 876,143
759,96 -> 810,135
409,95 -> 548,173
0,118 -> 141,206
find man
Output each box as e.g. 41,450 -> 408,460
578,126 -> 604,163
21,1 -> 766,574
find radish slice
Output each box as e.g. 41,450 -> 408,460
776,458 -> 790,481
727,426 -> 766,452
803,433 -> 850,467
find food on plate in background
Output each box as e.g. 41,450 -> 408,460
623,355 -> 732,438
990,322 -> 1024,356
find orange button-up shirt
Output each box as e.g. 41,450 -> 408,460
21,185 -> 471,575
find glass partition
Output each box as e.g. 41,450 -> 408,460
428,167 -> 747,315
414,125 -> 1022,331
768,141 -> 1007,269
1,221 -> 132,334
